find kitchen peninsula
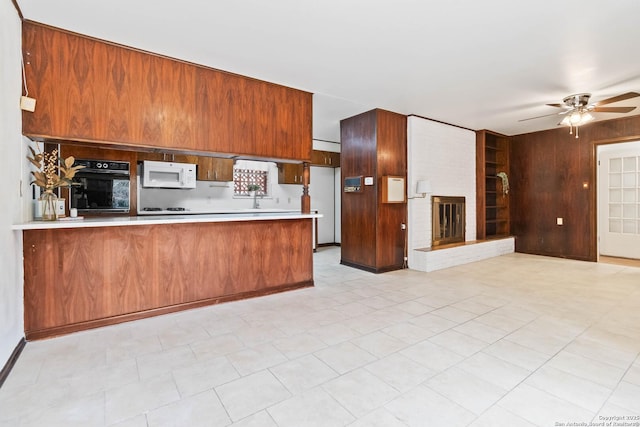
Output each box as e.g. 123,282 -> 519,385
15,211 -> 318,340
18,21 -> 317,341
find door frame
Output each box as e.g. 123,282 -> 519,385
592,134 -> 640,261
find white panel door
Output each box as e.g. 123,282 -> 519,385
310,166 -> 335,245
598,143 -> 640,259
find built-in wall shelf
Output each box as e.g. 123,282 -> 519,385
476,130 -> 510,240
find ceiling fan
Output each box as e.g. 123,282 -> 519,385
519,91 -> 640,138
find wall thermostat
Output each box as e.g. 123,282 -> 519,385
344,176 -> 363,193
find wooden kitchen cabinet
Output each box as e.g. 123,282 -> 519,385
22,23 -> 197,150
136,152 -> 165,162
197,157 -> 234,181
169,154 -> 199,164
22,22 -> 312,161
136,152 -> 198,163
311,150 -> 340,167
278,163 -> 305,185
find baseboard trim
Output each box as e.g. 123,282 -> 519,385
0,337 -> 26,389
340,259 -> 403,274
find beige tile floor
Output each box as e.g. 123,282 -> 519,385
1,247 -> 639,427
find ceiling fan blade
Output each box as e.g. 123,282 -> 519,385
591,106 -> 636,113
545,103 -> 566,108
594,92 -> 640,106
518,111 -> 567,122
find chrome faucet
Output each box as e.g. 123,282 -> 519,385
253,193 -> 261,209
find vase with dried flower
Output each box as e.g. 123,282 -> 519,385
27,143 -> 85,221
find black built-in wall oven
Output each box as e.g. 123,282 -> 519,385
70,159 -> 130,214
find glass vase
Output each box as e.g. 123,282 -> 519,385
40,190 -> 58,221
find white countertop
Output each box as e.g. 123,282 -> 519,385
136,208 -> 300,215
13,211 -> 321,230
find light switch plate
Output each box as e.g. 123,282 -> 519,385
557,217 -> 563,225
364,177 -> 374,186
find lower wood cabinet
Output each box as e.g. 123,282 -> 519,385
22,219 -> 314,339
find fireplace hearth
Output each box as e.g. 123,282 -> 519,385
432,196 -> 465,247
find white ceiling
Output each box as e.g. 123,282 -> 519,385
17,0 -> 640,142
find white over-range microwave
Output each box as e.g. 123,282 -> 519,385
142,160 -> 197,189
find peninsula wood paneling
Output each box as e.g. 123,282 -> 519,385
340,109 -> 407,272
23,219 -> 313,339
22,21 -> 311,161
509,114 -> 640,261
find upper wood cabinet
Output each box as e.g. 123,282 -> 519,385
197,157 -> 234,182
311,150 -> 340,167
137,153 -> 199,163
22,22 -> 312,161
278,163 -> 305,185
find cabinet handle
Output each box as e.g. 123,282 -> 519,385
207,170 -> 211,179
329,156 -> 332,165
214,171 -> 218,180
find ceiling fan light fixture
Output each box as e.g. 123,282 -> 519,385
580,112 -> 593,124
569,111 -> 582,124
521,91 -> 640,139
561,110 -> 593,127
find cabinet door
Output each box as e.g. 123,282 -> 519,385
211,158 -> 234,181
311,150 -> 327,166
197,157 -> 234,181
137,153 -> 197,163
329,152 -> 341,167
278,163 -> 305,184
311,150 -> 341,167
137,152 -> 165,162
22,23 -> 196,150
194,67 -> 312,161
171,154 -> 199,164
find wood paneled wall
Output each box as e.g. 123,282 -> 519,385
509,114 -> 640,261
340,109 -> 407,272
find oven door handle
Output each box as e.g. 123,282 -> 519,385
76,172 -> 130,179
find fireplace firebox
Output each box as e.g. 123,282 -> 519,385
432,196 -> 465,247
